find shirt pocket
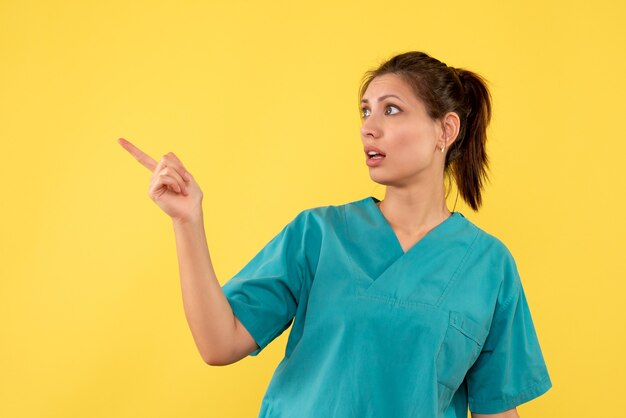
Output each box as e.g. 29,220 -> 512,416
436,311 -> 489,394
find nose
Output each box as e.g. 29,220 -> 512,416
360,115 -> 382,139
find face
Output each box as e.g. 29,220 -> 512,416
360,73 -> 445,187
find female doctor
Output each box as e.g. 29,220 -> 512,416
119,51 -> 552,417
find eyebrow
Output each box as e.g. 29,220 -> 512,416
360,94 -> 405,104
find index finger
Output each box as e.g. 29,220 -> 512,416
117,138 -> 157,171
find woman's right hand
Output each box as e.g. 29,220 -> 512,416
118,138 -> 203,222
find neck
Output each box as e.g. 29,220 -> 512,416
377,182 -> 451,235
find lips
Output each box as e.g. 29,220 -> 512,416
364,146 -> 386,158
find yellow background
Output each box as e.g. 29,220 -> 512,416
1,0 -> 624,416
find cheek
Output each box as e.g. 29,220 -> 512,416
393,125 -> 435,160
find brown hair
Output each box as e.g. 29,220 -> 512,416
358,51 -> 492,211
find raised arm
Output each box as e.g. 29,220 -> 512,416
172,212 -> 260,365
118,137 -> 258,365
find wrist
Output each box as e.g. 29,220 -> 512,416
172,210 -> 204,227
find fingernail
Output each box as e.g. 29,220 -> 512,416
184,172 -> 191,181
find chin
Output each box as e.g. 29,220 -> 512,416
369,166 -> 424,188
368,171 -> 398,186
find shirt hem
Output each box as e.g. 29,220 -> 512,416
468,374 -> 553,414
227,298 -> 267,357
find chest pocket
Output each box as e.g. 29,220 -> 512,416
436,310 -> 488,408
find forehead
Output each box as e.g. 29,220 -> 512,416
363,73 -> 416,100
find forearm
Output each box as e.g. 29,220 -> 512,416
172,210 -> 236,364
471,408 -> 519,418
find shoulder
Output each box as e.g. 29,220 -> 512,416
462,217 -> 520,270
461,218 -> 523,301
275,201 -> 346,249
291,196 -> 366,228
461,217 -> 514,258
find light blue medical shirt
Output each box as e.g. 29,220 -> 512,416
221,196 -> 552,417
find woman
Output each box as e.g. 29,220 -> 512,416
119,51 -> 552,417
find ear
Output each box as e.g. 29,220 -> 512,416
440,111 -> 461,148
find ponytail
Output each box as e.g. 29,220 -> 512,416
447,68 -> 492,211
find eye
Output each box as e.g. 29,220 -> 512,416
360,104 -> 401,119
385,104 -> 401,115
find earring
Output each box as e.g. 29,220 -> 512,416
441,145 -> 445,153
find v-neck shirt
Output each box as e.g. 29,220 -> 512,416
221,196 -> 552,417
371,197 -> 456,254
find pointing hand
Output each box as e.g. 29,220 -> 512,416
118,138 -> 203,222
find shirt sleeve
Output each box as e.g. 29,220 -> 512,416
220,210 -> 310,357
466,251 -> 553,414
